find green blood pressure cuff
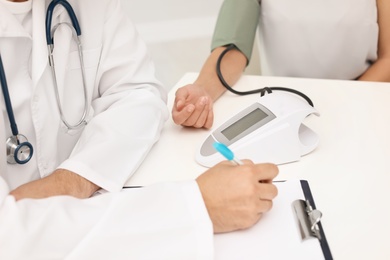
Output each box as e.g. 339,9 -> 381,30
211,0 -> 260,65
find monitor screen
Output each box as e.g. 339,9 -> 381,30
221,108 -> 269,141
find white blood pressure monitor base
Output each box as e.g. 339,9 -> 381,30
196,92 -> 320,167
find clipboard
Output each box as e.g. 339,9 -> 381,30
214,180 -> 332,260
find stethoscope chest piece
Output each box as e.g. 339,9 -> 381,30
6,134 -> 33,164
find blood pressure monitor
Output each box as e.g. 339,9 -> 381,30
196,91 -> 320,167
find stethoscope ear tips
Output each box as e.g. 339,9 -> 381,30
6,135 -> 34,165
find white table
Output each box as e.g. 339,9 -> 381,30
127,73 -> 390,260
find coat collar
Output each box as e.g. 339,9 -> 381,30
0,0 -> 71,87
0,1 -> 31,39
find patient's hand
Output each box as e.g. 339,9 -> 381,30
172,84 -> 214,129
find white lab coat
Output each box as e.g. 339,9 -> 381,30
0,175 -> 213,259
0,174 -> 213,259
0,0 -> 168,190
0,0 -> 214,259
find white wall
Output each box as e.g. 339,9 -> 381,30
121,0 -> 260,90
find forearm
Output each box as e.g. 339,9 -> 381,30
9,169 -> 99,201
358,57 -> 390,82
194,46 -> 247,101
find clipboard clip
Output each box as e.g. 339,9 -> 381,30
292,199 -> 323,240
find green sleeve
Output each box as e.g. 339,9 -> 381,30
211,0 -> 260,64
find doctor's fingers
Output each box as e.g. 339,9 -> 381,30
236,163 -> 278,187
255,199 -> 274,214
256,182 -> 278,201
252,163 -> 279,182
238,197 -> 274,223
241,183 -> 276,213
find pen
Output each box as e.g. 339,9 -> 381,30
213,142 -> 243,165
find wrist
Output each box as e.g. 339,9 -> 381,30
10,169 -> 100,201
193,78 -> 225,101
53,169 -> 99,198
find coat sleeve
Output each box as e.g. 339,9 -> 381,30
0,179 -> 214,260
57,0 -> 169,192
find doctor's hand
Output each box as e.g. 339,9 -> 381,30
172,84 -> 214,129
196,161 -> 278,234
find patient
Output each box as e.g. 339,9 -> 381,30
172,0 -> 390,129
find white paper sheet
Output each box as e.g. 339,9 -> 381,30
214,180 -> 325,260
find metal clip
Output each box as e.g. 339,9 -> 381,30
292,199 -> 322,240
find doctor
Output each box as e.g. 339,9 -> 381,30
1,0 -> 169,199
0,0 -> 279,259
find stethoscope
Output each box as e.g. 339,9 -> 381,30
0,56 -> 33,165
0,0 -> 88,165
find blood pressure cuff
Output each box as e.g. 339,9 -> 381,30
211,0 -> 260,65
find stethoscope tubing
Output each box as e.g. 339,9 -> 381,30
0,55 -> 19,136
46,0 -> 89,130
45,0 -> 81,45
1,55 -> 34,164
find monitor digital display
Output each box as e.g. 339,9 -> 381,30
221,108 -> 269,141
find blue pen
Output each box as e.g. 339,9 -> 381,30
213,142 -> 243,165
